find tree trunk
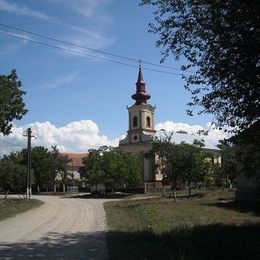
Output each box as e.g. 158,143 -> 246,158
188,182 -> 191,197
63,183 -> 66,193
162,184 -> 166,198
172,177 -> 177,201
4,190 -> 9,200
54,184 -> 56,193
37,186 -> 40,193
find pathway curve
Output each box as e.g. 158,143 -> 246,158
0,195 -> 109,259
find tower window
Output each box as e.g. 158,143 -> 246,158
146,116 -> 151,128
133,116 -> 138,127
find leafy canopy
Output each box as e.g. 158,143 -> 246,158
153,132 -> 210,186
0,70 -> 27,135
141,0 -> 260,132
81,147 -> 142,190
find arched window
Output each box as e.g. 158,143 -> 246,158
146,116 -> 151,128
133,116 -> 138,127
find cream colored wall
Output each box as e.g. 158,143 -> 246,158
128,104 -> 155,131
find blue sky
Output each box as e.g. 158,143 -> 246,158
0,0 -> 227,154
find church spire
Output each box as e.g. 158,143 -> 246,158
131,66 -> 151,105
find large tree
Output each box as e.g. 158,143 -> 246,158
153,133 -> 210,199
141,0 -> 260,133
0,70 -> 28,135
80,147 -> 142,192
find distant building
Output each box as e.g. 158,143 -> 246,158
63,153 -> 87,180
119,67 -> 221,187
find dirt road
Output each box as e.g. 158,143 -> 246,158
0,196 -> 109,259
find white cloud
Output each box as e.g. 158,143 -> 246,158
155,120 -> 232,148
0,119 -> 230,157
156,121 -> 204,134
0,0 -> 54,21
56,26 -> 115,60
0,120 -> 120,156
48,0 -> 112,18
70,26 -> 115,50
44,73 -> 78,89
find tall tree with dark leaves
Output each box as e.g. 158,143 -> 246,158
141,0 -> 260,133
0,70 -> 28,135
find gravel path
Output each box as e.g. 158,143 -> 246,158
0,196 -> 109,259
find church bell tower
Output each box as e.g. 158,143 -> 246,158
119,67 -> 156,181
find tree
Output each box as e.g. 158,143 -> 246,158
102,150 -> 142,191
178,141 -> 210,196
141,0 -> 260,133
153,132 -> 181,200
229,122 -> 260,179
0,70 -> 27,135
213,140 -> 237,187
153,133 -> 210,199
81,149 -> 105,192
50,145 -> 70,192
0,152 -> 27,199
80,147 -> 142,192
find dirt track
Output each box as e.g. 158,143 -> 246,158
0,195 -> 109,259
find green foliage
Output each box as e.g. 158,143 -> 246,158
141,0 -> 260,133
153,132 -> 210,196
81,148 -> 105,190
50,145 -> 70,186
211,140 -> 237,187
0,152 -> 27,192
0,146 -> 70,193
0,70 -> 27,135
80,147 -> 142,191
230,122 -> 260,178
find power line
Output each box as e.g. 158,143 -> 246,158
0,29 -> 190,76
0,23 -> 195,74
0,139 -> 23,147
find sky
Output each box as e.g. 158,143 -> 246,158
0,0 -> 230,155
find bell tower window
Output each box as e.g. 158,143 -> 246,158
133,116 -> 138,127
146,116 -> 151,128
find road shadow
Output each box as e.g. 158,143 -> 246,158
69,193 -> 133,199
203,200 -> 260,217
107,224 -> 260,260
0,231 -> 107,259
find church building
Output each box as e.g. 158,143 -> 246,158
119,67 -> 221,187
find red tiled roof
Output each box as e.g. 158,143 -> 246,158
61,153 -> 87,167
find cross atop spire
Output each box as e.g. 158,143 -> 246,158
131,66 -> 151,105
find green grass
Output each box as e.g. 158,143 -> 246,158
104,189 -> 260,259
0,198 -> 43,221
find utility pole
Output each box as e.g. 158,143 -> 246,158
24,128 -> 33,201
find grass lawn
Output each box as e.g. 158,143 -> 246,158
0,198 -> 43,221
104,189 -> 260,260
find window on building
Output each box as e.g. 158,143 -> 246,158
133,116 -> 138,127
146,116 -> 151,128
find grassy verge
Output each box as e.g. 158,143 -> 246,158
0,199 -> 43,221
105,190 -> 260,260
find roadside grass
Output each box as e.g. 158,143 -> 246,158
105,189 -> 260,259
0,199 -> 43,221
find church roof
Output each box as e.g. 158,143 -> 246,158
156,131 -> 220,151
